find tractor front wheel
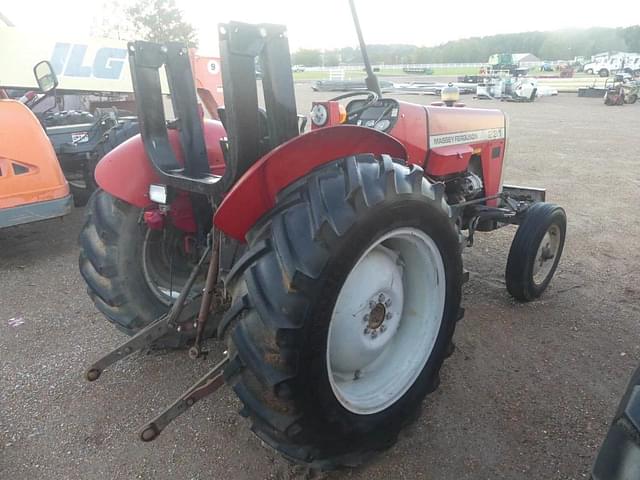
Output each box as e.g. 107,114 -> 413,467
505,202 -> 567,301
223,154 -> 463,467
79,190 -> 204,347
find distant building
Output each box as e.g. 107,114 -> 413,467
513,53 -> 541,63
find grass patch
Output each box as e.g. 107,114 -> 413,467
293,65 -> 486,81
428,66 -> 480,76
292,71 -> 329,80
292,66 -> 600,83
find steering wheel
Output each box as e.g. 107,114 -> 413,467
329,90 -> 379,117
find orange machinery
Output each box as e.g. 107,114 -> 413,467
0,97 -> 71,228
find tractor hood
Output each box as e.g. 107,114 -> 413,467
424,105 -> 506,149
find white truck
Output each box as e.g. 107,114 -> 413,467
583,53 -> 640,77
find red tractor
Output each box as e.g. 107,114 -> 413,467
82,2 -> 566,468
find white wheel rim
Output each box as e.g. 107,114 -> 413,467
532,224 -> 561,285
326,227 -> 446,415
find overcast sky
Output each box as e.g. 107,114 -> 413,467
2,0 -> 640,55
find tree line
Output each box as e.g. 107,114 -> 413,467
292,26 -> 640,66
91,3 -> 639,67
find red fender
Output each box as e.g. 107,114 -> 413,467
214,125 -> 407,241
94,119 -> 227,209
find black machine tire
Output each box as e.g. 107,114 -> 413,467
69,120 -> 140,207
505,202 -> 567,302
599,68 -> 610,78
625,93 -> 638,104
591,364 -> 640,479
586,68 -> 594,75
68,161 -> 99,207
79,190 -> 197,347
222,154 -> 463,468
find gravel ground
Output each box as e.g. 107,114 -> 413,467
2,89 -> 640,480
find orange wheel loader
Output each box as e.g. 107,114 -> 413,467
0,61 -> 71,229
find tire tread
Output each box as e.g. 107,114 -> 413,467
505,202 -> 566,301
224,154 -> 462,467
78,190 -> 189,348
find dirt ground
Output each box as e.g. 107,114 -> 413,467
2,87 -> 640,480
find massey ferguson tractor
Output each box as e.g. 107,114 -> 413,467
80,1 -> 567,468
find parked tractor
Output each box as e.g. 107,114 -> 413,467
81,1 -> 567,468
604,75 -> 639,105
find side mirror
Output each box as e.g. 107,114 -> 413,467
33,60 -> 58,93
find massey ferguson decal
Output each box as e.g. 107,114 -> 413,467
429,127 -> 505,148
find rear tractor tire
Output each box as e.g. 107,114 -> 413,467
505,202 -> 567,301
79,190 -> 205,347
222,154 -> 463,468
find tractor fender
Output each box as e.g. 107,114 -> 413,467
94,119 -> 227,208
214,125 -> 407,241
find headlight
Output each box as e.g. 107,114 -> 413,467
149,184 -> 168,204
310,104 -> 328,127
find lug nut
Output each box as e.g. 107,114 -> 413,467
380,324 -> 387,333
363,314 -> 370,322
364,327 -> 370,335
385,298 -> 392,307
385,312 -> 392,320
369,300 -> 376,309
370,331 -> 378,339
378,293 -> 385,303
